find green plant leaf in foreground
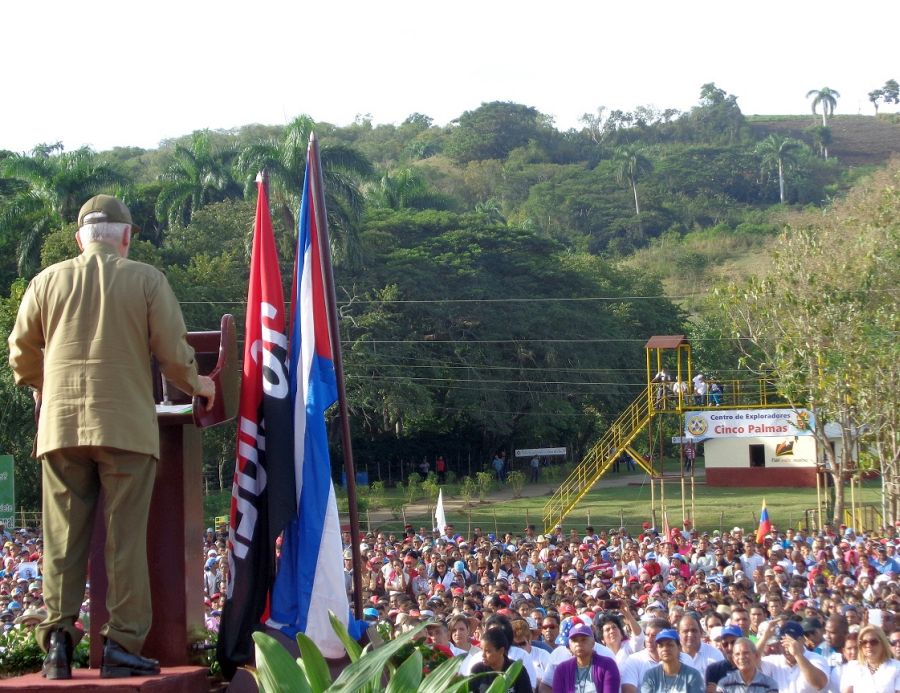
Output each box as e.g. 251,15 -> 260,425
385,648 -> 423,693
296,631 -> 334,690
329,622 -> 427,691
251,631 -> 312,693
329,610 -> 363,662
418,652 -> 468,693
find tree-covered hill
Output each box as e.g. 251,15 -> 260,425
2,82 -> 899,508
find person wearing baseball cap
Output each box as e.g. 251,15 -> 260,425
9,194 -> 215,679
547,622 -> 619,692
639,629 -> 704,692
755,620 -> 829,691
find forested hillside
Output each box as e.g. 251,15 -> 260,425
2,83 -> 898,507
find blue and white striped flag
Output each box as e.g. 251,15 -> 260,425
268,148 -> 348,658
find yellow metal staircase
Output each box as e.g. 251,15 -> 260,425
543,386 -> 655,533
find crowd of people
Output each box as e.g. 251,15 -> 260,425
340,519 -> 900,692
6,513 -> 900,691
0,522 -> 49,634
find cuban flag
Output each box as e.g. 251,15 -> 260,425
756,499 -> 772,544
268,153 -> 349,657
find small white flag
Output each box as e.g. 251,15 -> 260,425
435,488 -> 447,533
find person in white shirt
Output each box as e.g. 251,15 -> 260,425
513,617 -> 551,688
840,624 -> 900,693
678,614 -> 724,673
758,621 -> 829,693
621,619 -> 694,693
739,544 -> 766,577
597,611 -> 644,665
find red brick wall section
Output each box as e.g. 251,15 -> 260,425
706,467 -> 817,488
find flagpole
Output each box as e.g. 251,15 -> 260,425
307,133 -> 364,617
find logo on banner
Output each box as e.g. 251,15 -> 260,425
686,416 -> 708,436
793,411 -> 811,431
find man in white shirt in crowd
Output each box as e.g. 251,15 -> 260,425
678,614 -> 724,673
758,621 -> 829,693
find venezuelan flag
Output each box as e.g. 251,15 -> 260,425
755,499 -> 772,544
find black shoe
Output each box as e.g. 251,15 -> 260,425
42,627 -> 73,680
101,638 -> 161,678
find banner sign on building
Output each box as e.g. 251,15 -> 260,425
684,409 -> 814,439
0,455 -> 14,527
515,447 -> 567,458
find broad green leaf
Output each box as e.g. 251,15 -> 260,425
329,611 -> 362,662
329,622 -> 427,691
296,631 -> 333,690
484,659 -> 524,693
418,653 -> 466,693
385,649 -> 423,693
251,631 -> 312,693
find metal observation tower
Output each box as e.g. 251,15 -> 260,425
542,335 -> 785,533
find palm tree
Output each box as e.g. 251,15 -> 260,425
0,144 -> 125,277
1,144 -> 125,223
755,135 -> 803,203
155,131 -> 238,228
806,87 -> 841,127
236,115 -> 373,266
370,168 -> 450,211
613,145 -> 653,215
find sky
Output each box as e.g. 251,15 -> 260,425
3,0 -> 898,153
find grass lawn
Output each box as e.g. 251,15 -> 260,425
204,475 -> 884,538
470,482 -> 883,536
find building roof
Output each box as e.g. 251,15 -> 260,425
644,335 -> 687,349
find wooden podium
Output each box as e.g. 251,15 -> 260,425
88,315 -> 239,668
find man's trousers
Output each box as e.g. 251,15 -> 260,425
38,447 -> 156,655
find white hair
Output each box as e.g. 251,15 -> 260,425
78,214 -> 129,246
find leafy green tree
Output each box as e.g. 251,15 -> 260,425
369,168 -> 452,211
613,145 -> 653,215
236,115 -> 373,266
0,145 -> 125,277
0,279 -> 41,510
804,125 -> 833,160
869,89 -> 885,115
755,135 -> 804,203
806,87 -> 841,127
154,130 -> 239,228
344,208 -> 683,471
1,144 -> 125,224
720,162 -> 900,523
673,84 -> 749,145
444,101 -> 553,163
883,79 -> 900,105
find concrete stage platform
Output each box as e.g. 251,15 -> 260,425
0,666 -> 217,693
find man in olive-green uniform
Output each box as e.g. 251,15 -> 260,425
8,195 -> 215,678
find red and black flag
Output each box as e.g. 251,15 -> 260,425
217,174 -> 295,677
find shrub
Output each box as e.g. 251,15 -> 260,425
368,481 -> 385,510
405,473 -> 422,503
421,478 -> 440,505
459,476 -> 477,507
0,628 -> 90,677
507,470 -> 526,499
474,472 -> 494,502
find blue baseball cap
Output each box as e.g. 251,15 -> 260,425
720,625 -> 743,639
655,628 -> 680,644
779,621 -> 805,640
